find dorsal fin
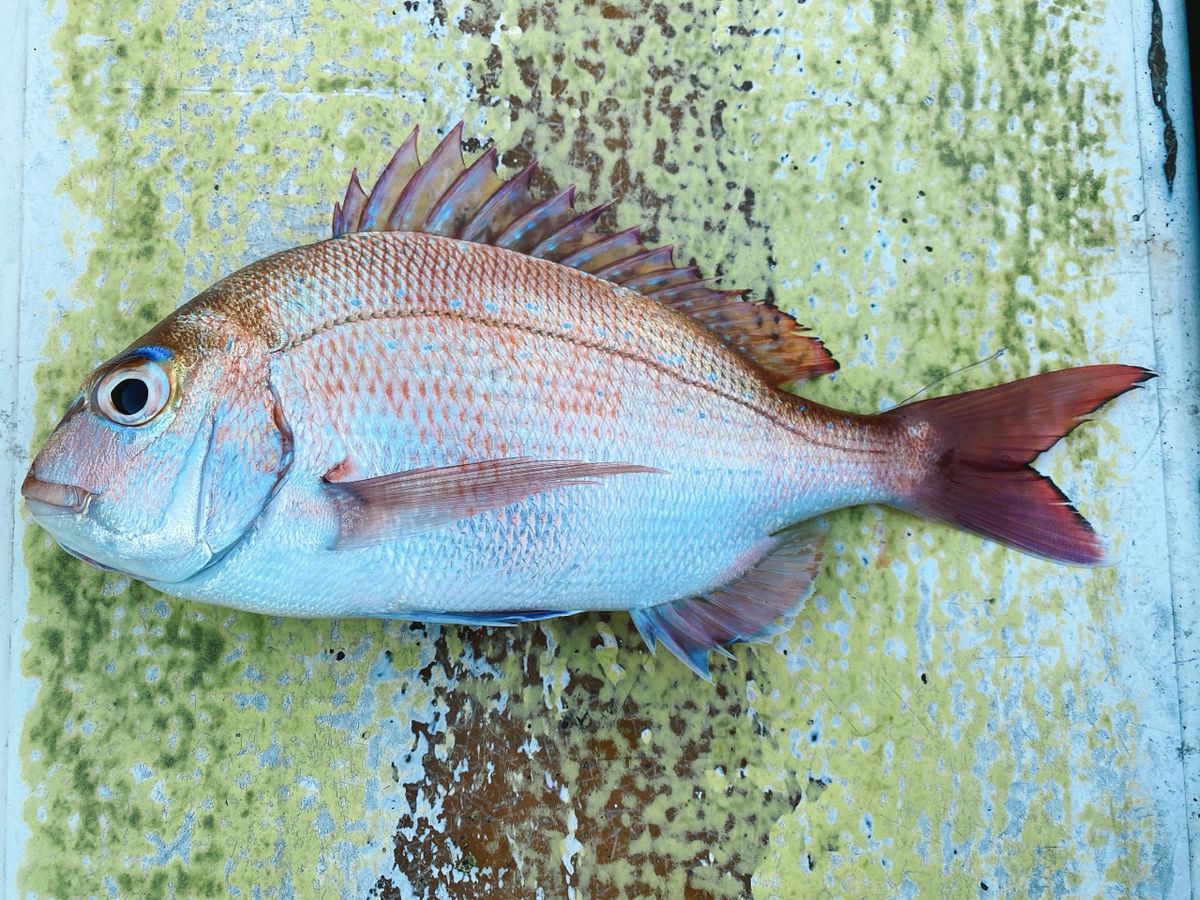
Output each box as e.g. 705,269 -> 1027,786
332,124 -> 839,386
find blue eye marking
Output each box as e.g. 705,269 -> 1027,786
128,345 -> 172,362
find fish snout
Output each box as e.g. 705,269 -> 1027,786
21,472 -> 95,517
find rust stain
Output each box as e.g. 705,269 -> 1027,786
372,618 -> 806,897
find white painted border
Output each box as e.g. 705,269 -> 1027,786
3,0 -> 83,893
0,0 -> 30,893
0,0 -> 1195,894
1131,0 -> 1200,892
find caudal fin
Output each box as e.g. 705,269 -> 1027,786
885,365 -> 1153,565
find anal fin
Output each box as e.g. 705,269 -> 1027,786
629,521 -> 825,679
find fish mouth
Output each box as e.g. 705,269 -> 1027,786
21,473 -> 96,517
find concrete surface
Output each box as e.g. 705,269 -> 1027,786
2,0 -> 1197,896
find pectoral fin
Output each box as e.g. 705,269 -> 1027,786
324,456 -> 662,550
629,520 -> 826,680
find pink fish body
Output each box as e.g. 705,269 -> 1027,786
23,125 -> 1150,675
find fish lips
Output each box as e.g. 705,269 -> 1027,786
21,473 -> 107,566
21,472 -> 96,517
22,472 -> 213,583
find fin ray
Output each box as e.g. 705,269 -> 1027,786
387,123 -> 466,231
424,147 -> 503,237
495,186 -> 577,252
359,129 -> 421,231
597,245 -> 676,282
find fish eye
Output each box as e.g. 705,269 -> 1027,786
94,359 -> 172,426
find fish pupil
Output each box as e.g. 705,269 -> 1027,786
111,378 -> 148,416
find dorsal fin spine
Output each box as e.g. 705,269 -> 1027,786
531,201 -> 613,260
339,170 -> 368,235
386,123 -> 465,231
423,147 -> 500,236
495,186 -> 577,252
597,245 -> 676,282
619,265 -> 699,294
459,160 -> 539,243
361,129 -> 421,231
559,226 -> 642,271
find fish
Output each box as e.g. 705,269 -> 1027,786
23,122 -> 1152,677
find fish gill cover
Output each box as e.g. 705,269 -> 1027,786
20,0 -> 1164,896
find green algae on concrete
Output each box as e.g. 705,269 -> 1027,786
20,0 -> 1163,895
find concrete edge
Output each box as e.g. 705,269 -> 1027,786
0,0 -> 30,895
1131,0 -> 1200,893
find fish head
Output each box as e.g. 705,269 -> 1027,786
23,308 -> 290,584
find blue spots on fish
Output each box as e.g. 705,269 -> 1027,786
449,298 -> 464,310
484,301 -> 498,314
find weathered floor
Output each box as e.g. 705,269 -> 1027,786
1,0 -> 1197,896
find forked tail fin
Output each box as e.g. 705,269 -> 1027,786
883,365 -> 1154,564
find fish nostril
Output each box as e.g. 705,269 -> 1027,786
21,473 -> 94,515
